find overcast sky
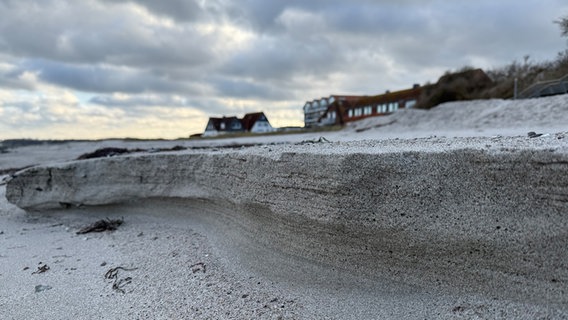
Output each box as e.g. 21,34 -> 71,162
1,0 -> 567,139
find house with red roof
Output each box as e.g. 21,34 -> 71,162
203,112 -> 275,137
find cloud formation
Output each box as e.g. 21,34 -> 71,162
0,0 -> 567,139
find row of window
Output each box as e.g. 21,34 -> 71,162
347,102 -> 399,118
216,121 -> 271,130
219,122 -> 242,130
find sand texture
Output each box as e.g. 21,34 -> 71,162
2,95 -> 568,319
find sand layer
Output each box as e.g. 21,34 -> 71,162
4,134 -> 568,319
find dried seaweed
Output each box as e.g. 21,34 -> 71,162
32,263 -> 50,274
76,218 -> 124,234
104,266 -> 138,294
527,131 -> 543,138
297,137 -> 331,145
76,146 -> 188,160
76,147 -> 130,160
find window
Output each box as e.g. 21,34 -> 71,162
348,109 -> 353,117
364,106 -> 372,115
406,99 -> 417,108
220,123 -> 226,130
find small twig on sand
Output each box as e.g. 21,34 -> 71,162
32,263 -> 50,274
190,262 -> 206,274
104,266 -> 138,294
76,218 -> 124,234
104,266 -> 138,279
112,277 -> 133,293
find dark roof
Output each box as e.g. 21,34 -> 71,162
304,95 -> 363,107
354,87 -> 422,107
206,116 -> 242,132
241,112 -> 268,131
329,95 -> 363,106
205,112 -> 270,132
324,96 -> 361,111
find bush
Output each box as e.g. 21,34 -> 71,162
416,50 -> 568,109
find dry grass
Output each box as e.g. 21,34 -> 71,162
416,49 -> 568,109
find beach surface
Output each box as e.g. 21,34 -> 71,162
2,95 -> 568,319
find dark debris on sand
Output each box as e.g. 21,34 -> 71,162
76,148 -> 132,160
76,146 -> 189,160
76,218 -> 124,234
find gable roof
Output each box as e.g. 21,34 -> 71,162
241,112 -> 269,131
205,116 -> 242,132
205,112 -> 271,133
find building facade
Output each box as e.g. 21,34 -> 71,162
340,85 -> 422,124
303,95 -> 362,128
303,86 -> 422,127
303,69 -> 493,127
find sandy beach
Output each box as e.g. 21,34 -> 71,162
2,95 -> 568,319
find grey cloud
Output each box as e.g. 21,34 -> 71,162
22,59 -> 194,94
0,0 -> 216,69
0,69 -> 36,90
224,0 -> 433,32
221,35 -> 343,81
99,0 -> 204,22
89,95 -> 189,108
212,77 -> 289,100
324,3 -> 430,35
89,94 -> 229,115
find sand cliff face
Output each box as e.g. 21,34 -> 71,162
5,136 -> 568,308
6,137 -> 568,223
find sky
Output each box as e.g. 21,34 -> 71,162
1,0 -> 567,140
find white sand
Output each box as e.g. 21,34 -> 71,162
1,96 -> 568,319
